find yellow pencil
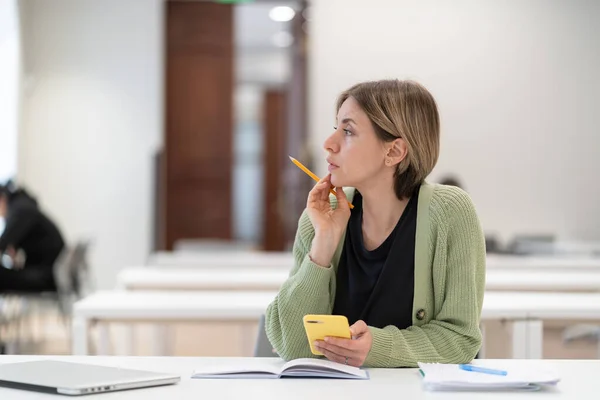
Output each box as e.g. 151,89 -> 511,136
289,156 -> 354,209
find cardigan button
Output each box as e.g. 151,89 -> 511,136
416,309 -> 426,320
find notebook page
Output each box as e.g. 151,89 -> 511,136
282,358 -> 368,378
192,359 -> 283,377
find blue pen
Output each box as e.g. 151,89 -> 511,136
459,364 -> 507,376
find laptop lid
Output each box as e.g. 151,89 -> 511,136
0,360 -> 180,396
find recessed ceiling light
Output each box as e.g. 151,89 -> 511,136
269,6 -> 295,22
271,31 -> 294,48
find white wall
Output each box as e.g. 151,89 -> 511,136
0,0 -> 20,183
309,0 -> 600,242
18,0 -> 163,288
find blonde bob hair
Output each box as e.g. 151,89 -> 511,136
336,79 -> 440,199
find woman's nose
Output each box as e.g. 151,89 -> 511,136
323,131 -> 339,153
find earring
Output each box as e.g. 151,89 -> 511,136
386,159 -> 391,165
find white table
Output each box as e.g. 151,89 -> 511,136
113,268 -> 600,359
116,267 -> 600,293
506,240 -> 600,257
485,270 -> 600,292
72,291 -> 278,356
146,252 -> 294,269
115,268 -> 290,357
116,268 -> 290,291
146,252 -> 600,270
0,355 -> 594,399
72,290 -> 600,359
481,291 -> 600,359
486,255 -> 600,271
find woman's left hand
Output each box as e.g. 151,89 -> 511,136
314,320 -> 373,367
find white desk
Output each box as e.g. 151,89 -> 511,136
113,268 -> 600,358
72,290 -> 600,359
0,355 -> 595,399
486,255 -> 600,271
481,291 -> 600,358
146,252 -> 600,271
485,270 -> 600,292
146,252 -> 294,269
72,291 -> 277,356
116,268 -> 290,291
116,267 -> 600,293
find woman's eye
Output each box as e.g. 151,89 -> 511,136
333,126 -> 352,136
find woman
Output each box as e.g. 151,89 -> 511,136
265,79 -> 485,368
0,182 -> 65,293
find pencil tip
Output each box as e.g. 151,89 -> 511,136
288,155 -> 295,161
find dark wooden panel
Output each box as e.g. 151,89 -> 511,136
283,1 -> 311,249
262,90 -> 287,251
164,1 -> 233,249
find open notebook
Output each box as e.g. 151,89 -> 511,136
418,362 -> 560,391
192,358 -> 369,380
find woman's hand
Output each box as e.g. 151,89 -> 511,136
314,320 -> 373,367
305,174 -> 351,267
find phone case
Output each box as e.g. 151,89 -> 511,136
303,314 -> 351,355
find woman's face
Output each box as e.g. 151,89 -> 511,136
324,96 -> 390,188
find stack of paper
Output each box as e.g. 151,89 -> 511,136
418,362 -> 560,391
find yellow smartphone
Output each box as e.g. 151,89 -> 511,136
303,314 -> 351,356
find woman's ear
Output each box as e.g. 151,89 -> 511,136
385,138 -> 407,167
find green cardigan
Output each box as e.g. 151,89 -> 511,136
265,182 -> 486,368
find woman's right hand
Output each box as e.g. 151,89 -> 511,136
305,174 -> 351,267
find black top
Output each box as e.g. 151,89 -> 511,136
0,190 -> 65,268
332,189 -> 418,329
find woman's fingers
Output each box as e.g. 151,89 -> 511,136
318,174 -> 332,201
318,347 -> 359,367
334,186 -> 350,210
307,174 -> 332,208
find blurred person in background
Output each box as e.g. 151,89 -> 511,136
266,80 -> 485,367
439,175 -> 463,189
0,181 -> 65,293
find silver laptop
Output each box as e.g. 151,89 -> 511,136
0,360 -> 180,396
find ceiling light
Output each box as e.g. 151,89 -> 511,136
269,6 -> 295,22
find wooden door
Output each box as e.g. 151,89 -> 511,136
262,90 -> 287,251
